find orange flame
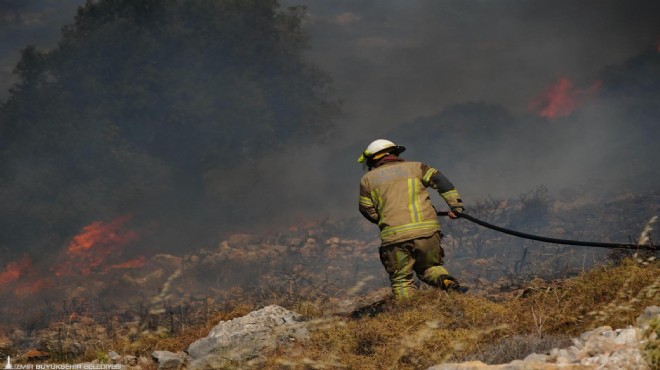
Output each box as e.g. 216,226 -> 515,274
55,215 -> 138,276
67,215 -> 136,253
105,256 -> 146,272
0,216 -> 145,300
14,279 -> 53,296
0,255 -> 31,286
529,76 -> 601,119
0,255 -> 54,296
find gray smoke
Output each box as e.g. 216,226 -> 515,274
1,0 -> 659,238
281,0 -> 660,206
0,0 -> 83,98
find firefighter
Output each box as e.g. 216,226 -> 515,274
358,139 -> 468,298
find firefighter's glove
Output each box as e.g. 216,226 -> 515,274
448,207 -> 463,219
451,206 -> 464,214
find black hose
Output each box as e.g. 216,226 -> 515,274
437,211 -> 657,251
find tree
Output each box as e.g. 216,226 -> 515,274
0,0 -> 340,254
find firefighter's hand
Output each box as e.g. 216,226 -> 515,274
448,208 -> 463,219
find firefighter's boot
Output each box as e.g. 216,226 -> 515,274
439,274 -> 469,294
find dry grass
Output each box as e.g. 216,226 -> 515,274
263,256 -> 659,369
36,256 -> 658,369
119,302 -> 258,359
41,302 -> 257,364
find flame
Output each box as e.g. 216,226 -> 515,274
529,76 -> 601,119
67,215 -> 136,254
1,215 -> 143,297
0,255 -> 54,296
14,279 -> 53,296
105,256 -> 146,271
55,215 -> 138,277
532,77 -> 575,118
0,255 -> 31,286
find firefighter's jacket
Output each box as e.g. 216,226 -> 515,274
359,157 -> 463,245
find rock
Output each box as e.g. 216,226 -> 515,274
612,328 -> 638,345
522,352 -> 548,363
108,350 -> 121,362
638,306 -> 660,369
138,356 -> 152,366
325,237 -> 340,245
121,355 -> 138,366
426,306 -> 658,369
227,233 -> 259,246
553,347 -> 578,364
329,288 -> 390,316
426,360 -> 492,370
152,350 -> 186,370
637,305 -> 660,329
186,305 -> 308,369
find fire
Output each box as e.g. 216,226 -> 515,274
14,279 -> 53,296
105,256 -> 146,272
529,76 -> 601,119
532,77 -> 575,118
55,215 -> 139,276
0,255 -> 54,296
66,215 -> 136,254
0,215 -> 144,297
0,255 -> 31,286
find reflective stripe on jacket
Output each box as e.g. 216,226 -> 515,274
359,159 -> 462,245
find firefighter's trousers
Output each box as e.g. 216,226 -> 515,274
379,232 -> 449,299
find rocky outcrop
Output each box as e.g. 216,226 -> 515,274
427,306 -> 659,370
151,350 -> 187,370
148,304 -> 660,370
185,305 -> 309,369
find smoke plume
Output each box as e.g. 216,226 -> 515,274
0,0 -> 658,278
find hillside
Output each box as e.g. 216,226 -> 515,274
144,258 -> 659,369
0,189 -> 657,369
262,258 -> 659,369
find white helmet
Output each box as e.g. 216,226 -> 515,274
357,139 -> 406,163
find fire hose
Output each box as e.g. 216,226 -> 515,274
437,211 -> 657,251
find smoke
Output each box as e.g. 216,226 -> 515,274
0,0 -> 659,257
291,0 -> 660,125
0,0 -> 83,99
0,2 -> 657,334
282,0 -> 660,204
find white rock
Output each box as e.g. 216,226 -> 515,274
187,305 -> 309,370
152,350 -> 186,370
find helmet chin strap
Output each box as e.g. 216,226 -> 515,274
364,152 -> 398,171
371,152 -> 389,161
